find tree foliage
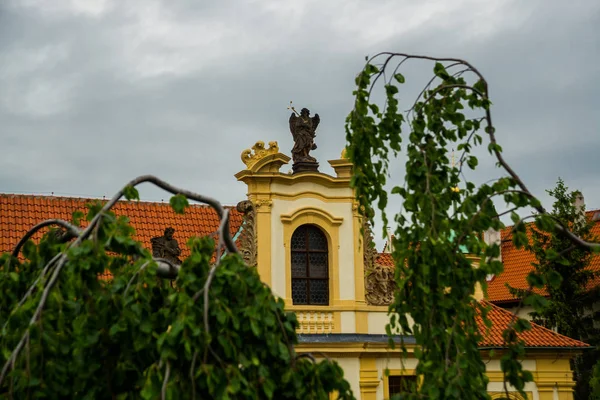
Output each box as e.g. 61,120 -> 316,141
527,178 -> 600,399
345,53 -> 600,399
0,177 -> 354,399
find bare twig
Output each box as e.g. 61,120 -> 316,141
161,361 -> 171,400
406,62 -> 464,116
202,210 -> 230,335
123,260 -> 151,296
295,353 -> 316,363
11,219 -> 82,258
4,252 -> 62,329
190,350 -> 198,400
1,175 -> 240,387
495,207 -> 520,219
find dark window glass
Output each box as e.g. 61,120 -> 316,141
308,253 -> 328,278
291,279 -> 308,304
309,280 -> 328,304
290,225 -> 329,305
291,252 -> 307,278
388,375 -> 417,398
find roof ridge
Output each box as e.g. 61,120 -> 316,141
0,193 -> 243,208
501,209 -> 600,231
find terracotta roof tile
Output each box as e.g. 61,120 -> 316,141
487,210 -> 600,303
477,301 -> 589,348
0,194 -> 244,260
376,252 -> 394,267
372,256 -> 587,348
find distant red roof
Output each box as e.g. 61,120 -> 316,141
477,301 -> 588,348
487,210 -> 600,304
373,253 -> 589,348
0,194 -> 244,262
373,211 -> 600,304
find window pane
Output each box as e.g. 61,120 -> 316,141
389,375 -> 417,397
291,252 -> 307,278
292,279 -> 308,304
308,253 -> 328,278
291,227 -> 306,250
308,227 -> 327,251
309,280 -> 328,305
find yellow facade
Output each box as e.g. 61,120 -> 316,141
235,142 -> 580,400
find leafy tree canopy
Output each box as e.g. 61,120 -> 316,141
526,178 -> 600,400
0,177 -> 354,399
345,53 -> 600,399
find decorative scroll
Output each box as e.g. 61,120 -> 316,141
236,200 -> 257,267
363,220 -> 397,306
240,141 -> 279,169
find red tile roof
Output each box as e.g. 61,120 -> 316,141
0,194 -> 244,261
487,210 -> 600,304
374,211 -> 600,304
477,301 -> 589,348
373,253 -> 588,348
0,194 -> 589,348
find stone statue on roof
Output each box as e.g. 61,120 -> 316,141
289,106 -> 320,172
151,227 -> 182,265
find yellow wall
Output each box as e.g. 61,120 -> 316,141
297,347 -> 577,400
236,148 -> 578,400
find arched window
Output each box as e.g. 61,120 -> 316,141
291,224 -> 329,305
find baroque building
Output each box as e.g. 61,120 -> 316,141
0,140 -> 594,399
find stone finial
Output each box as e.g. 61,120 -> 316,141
340,147 -> 348,159
241,141 -> 279,169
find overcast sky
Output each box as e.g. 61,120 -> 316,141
1,0 -> 599,245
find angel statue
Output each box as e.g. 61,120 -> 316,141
289,107 -> 320,164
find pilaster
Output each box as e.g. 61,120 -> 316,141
535,358 -> 575,400
359,357 -> 380,400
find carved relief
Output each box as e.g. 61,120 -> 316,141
241,141 -> 279,169
236,200 -> 257,267
254,199 -> 273,211
365,264 -> 397,306
363,220 -> 397,306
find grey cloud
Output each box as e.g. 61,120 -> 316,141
1,0 -> 599,248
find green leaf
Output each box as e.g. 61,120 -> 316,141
72,210 -> 85,226
394,73 -> 405,84
169,194 -> 189,214
546,270 -> 562,289
433,62 -> 450,79
514,318 -> 532,333
467,156 -> 478,169
526,272 -> 544,288
123,185 -> 140,201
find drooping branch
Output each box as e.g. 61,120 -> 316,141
347,51 -> 600,399
364,53 -> 600,253
0,175 -> 241,388
11,219 -> 83,258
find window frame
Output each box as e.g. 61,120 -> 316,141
383,370 -> 419,400
290,224 -> 329,306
